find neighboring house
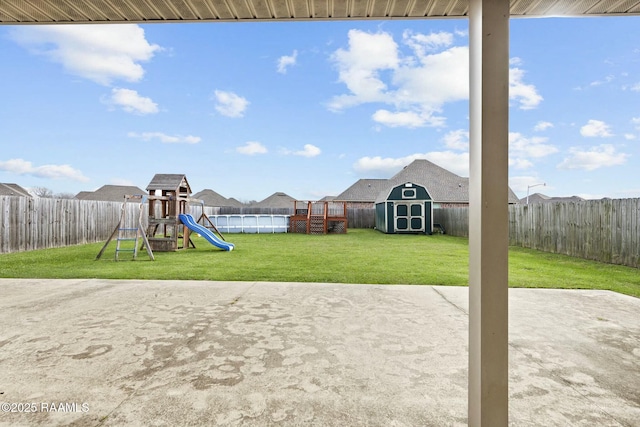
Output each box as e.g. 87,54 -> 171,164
251,192 -> 296,210
336,159 -> 519,209
521,193 -> 585,205
334,179 -> 389,208
192,189 -> 243,208
0,183 -> 31,197
75,185 -> 147,202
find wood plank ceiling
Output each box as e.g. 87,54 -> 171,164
2,0 -> 640,24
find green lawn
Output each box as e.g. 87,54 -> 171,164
0,229 -> 638,297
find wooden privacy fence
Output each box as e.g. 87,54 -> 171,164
0,196 -> 145,254
434,198 -> 640,268
433,207 -> 469,237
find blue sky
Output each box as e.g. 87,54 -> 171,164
1,17 -> 638,202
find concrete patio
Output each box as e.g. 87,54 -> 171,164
0,279 -> 638,426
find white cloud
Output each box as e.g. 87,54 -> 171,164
580,119 -> 613,137
442,129 -> 469,150
509,158 -> 534,169
371,110 -> 444,128
285,144 -> 321,158
402,30 -> 454,56
509,67 -> 543,110
624,133 -> 636,140
354,151 -> 469,177
328,30 -> 400,111
534,121 -> 554,132
558,144 -> 629,171
589,75 -> 614,87
236,141 -> 268,155
329,29 -> 541,129
0,158 -> 89,182
277,50 -> 298,74
632,117 -> 640,129
10,24 -> 161,85
128,132 -> 201,144
507,132 -> 558,171
213,90 -> 249,118
509,132 -> 559,159
425,151 -> 469,176
391,46 -> 469,107
509,57 -> 523,66
630,83 -> 640,92
105,88 -> 158,115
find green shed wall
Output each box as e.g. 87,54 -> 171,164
375,183 -> 433,234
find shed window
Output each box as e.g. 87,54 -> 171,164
396,218 -> 408,230
402,188 -> 417,199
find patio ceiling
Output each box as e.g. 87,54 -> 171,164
1,0 -> 640,24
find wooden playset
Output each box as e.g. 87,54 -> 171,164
145,174 -> 194,252
97,174 -> 233,261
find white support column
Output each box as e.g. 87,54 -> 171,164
468,0 -> 510,426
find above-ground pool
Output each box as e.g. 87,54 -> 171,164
209,215 -> 289,233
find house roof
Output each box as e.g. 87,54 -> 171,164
381,159 -> 469,203
0,183 -> 31,197
227,197 -> 244,207
192,189 -> 242,207
252,192 -> 296,209
521,193 -> 585,204
2,1 -> 638,24
374,159 -> 519,204
335,179 -> 389,203
75,185 -> 147,202
146,174 -> 191,193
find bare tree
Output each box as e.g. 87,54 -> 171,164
32,186 -> 54,198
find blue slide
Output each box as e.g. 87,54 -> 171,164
179,213 -> 235,251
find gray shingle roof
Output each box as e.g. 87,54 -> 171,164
0,183 -> 31,197
146,174 -> 191,193
337,161 -> 481,205
75,185 -> 147,202
252,192 -> 296,209
227,198 -> 244,207
334,179 -> 388,202
192,189 -> 241,207
376,159 -> 469,203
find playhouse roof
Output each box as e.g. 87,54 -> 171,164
0,183 -> 31,197
75,185 -> 146,202
146,174 -> 192,193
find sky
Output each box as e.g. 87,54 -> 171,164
0,17 -> 639,202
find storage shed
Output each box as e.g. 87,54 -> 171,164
375,182 -> 433,234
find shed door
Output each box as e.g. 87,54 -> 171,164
394,203 -> 424,232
